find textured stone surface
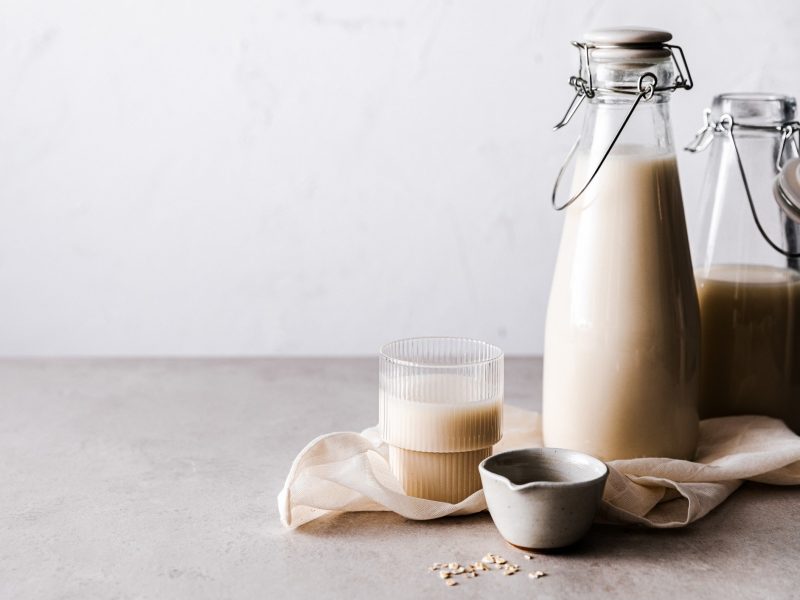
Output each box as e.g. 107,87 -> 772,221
2,357 -> 799,599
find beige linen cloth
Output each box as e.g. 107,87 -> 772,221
278,405 -> 800,529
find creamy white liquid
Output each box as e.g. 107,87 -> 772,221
543,148 -> 700,461
379,374 -> 502,501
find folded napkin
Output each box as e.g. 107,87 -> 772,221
278,405 -> 800,529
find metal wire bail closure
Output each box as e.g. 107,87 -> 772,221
685,107 -> 800,258
551,73 -> 658,211
777,122 -> 800,172
551,31 -> 692,211
717,114 -> 800,258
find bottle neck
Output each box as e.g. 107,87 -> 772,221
694,120 -> 800,270
578,94 -> 676,160
690,93 -> 800,270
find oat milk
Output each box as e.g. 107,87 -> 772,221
543,147 -> 700,461
696,264 -> 800,431
380,374 -> 502,502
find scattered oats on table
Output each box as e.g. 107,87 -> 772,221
529,570 -> 547,579
429,553 -> 534,586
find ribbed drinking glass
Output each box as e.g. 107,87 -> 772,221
379,337 -> 503,503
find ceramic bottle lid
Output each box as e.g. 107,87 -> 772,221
584,27 -> 672,46
583,27 -> 673,60
774,157 -> 800,224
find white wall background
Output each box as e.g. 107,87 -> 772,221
1,0 -> 799,356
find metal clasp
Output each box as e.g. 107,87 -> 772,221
551,74 -> 657,211
553,41 -> 692,131
686,112 -> 800,258
551,42 -> 693,211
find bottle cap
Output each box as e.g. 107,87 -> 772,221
584,27 -> 672,61
774,157 -> 800,224
585,26 -> 672,46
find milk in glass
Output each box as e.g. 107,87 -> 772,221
379,338 -> 503,503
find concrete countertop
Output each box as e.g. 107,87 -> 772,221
2,358 -> 799,599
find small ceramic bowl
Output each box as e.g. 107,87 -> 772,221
479,448 -> 608,549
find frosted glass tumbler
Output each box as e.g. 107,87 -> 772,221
379,337 -> 504,503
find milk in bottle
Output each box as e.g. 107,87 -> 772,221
687,94 -> 800,432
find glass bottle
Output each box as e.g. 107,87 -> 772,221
687,93 -> 800,432
543,28 -> 700,461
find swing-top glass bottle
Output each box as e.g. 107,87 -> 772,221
543,28 -> 700,460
